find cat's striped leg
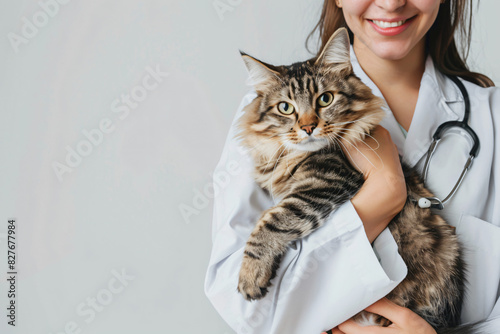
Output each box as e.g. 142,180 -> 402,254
238,190 -> 348,300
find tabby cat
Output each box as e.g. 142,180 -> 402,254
236,28 -> 467,331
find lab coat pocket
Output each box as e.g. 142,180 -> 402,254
456,214 -> 500,323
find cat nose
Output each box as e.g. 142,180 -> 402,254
300,124 -> 316,135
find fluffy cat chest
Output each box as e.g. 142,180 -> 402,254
253,157 -> 298,197
252,151 -> 362,199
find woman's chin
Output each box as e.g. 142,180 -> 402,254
363,39 -> 416,61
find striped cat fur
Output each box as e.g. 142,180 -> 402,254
235,28 -> 473,332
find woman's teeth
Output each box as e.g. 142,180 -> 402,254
372,20 -> 406,28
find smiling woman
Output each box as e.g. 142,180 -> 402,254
339,0 -> 440,59
308,0 -> 494,133
308,0 -> 494,87
205,0 -> 500,333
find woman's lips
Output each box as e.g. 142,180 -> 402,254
367,16 -> 416,36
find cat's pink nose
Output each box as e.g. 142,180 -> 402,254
301,124 -> 316,135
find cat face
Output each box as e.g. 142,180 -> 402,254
239,28 -> 384,155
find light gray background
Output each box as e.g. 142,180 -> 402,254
0,1 -> 498,333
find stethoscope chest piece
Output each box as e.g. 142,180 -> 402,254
417,196 -> 444,210
418,198 -> 431,208
416,75 -> 479,211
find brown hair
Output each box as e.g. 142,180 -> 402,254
306,0 -> 494,87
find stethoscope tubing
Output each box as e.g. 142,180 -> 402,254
417,75 -> 479,210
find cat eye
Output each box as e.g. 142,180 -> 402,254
277,102 -> 295,115
317,92 -> 334,107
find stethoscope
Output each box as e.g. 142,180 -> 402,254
416,75 -> 480,210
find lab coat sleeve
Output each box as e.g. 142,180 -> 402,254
204,91 -> 408,334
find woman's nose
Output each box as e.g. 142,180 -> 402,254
374,0 -> 406,12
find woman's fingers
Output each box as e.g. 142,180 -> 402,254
340,125 -> 401,178
358,298 -> 437,334
365,298 -> 409,323
338,319 -> 395,334
330,298 -> 437,334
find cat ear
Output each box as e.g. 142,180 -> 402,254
240,51 -> 281,87
314,28 -> 351,66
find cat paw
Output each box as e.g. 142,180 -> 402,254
237,255 -> 273,301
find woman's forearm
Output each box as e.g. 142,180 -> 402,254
342,126 -> 407,243
351,170 -> 407,243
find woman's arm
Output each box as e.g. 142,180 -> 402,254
343,126 -> 407,243
330,298 -> 500,334
330,298 -> 437,334
205,92 -> 408,334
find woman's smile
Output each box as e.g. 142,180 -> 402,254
367,15 -> 417,36
338,0 -> 441,61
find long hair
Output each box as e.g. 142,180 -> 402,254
306,0 -> 494,88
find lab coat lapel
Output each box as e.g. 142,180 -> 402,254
402,58 -> 463,167
350,48 -> 463,168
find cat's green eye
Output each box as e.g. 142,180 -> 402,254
277,102 -> 295,115
317,92 -> 334,107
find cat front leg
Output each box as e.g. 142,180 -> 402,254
237,209 -> 289,301
238,193 -> 342,300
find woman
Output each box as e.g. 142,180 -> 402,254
205,0 -> 500,333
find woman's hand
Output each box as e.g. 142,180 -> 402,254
340,126 -> 406,242
324,298 -> 437,334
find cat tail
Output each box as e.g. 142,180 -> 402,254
437,318 -> 499,334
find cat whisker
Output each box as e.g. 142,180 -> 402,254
241,131 -> 290,155
326,133 -> 364,173
323,115 -> 381,144
234,131 -> 290,173
336,129 -> 383,165
337,127 -> 381,150
333,132 -> 383,171
336,130 -> 381,155
324,120 -> 358,128
324,132 -> 340,151
270,144 -> 288,204
284,147 -> 298,181
263,142 -> 287,174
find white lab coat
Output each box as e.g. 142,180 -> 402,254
205,47 -> 500,334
